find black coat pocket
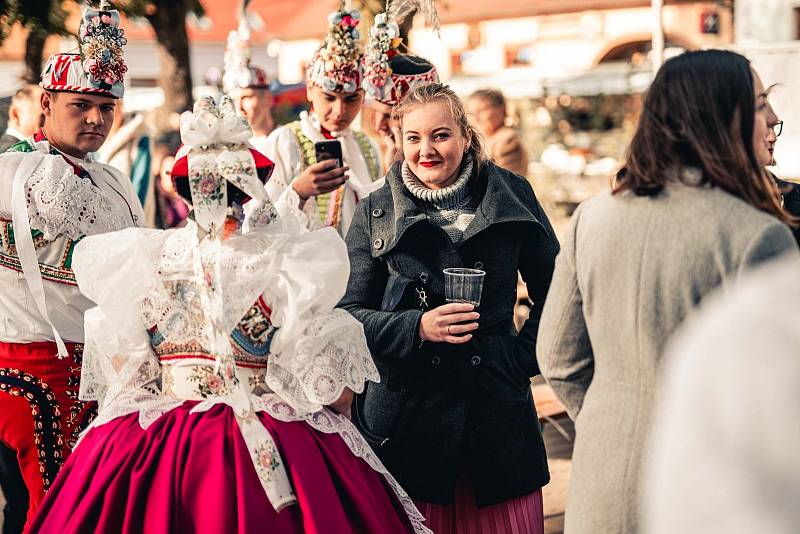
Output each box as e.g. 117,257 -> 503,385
353,380 -> 405,448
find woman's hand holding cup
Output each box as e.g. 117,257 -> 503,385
419,303 -> 479,344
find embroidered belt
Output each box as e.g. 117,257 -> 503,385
161,363 -> 295,512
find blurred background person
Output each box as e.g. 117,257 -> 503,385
96,104 -> 155,227
644,254 -> 800,534
0,85 -> 43,152
150,130 -> 188,229
232,75 -> 274,154
536,49 -> 798,534
763,104 -> 800,244
468,89 -> 528,177
222,5 -> 274,154
340,83 -> 560,534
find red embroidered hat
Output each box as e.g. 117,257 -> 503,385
40,2 -> 127,99
362,3 -> 440,105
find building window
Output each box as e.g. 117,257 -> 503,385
795,8 -> 800,40
450,51 -> 464,75
505,45 -> 533,67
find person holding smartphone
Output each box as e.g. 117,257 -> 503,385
263,7 -> 381,237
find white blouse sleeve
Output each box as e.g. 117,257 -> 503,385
262,226 -> 379,414
72,228 -> 166,408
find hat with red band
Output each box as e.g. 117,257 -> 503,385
40,1 -> 127,99
362,2 -> 440,105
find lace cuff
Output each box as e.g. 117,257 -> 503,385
266,309 -> 379,415
79,306 -> 162,409
26,157 -> 129,240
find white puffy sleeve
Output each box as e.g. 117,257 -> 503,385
262,126 -> 322,230
72,228 -> 166,411
261,226 -> 379,415
0,152 -> 132,240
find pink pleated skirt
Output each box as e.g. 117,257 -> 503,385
414,480 -> 544,534
27,402 -> 417,534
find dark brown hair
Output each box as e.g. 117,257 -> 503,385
614,49 -> 792,225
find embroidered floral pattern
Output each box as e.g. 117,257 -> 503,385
187,366 -> 235,398
25,159 -> 129,241
189,163 -> 224,205
254,439 -> 282,480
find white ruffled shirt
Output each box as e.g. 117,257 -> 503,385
0,139 -> 143,344
262,111 -> 382,237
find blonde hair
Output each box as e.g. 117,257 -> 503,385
391,82 -> 488,168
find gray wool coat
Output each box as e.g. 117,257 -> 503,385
536,180 -> 799,534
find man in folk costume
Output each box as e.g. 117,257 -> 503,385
0,2 -> 142,527
263,3 -> 381,237
362,1 -> 440,169
224,0 -> 275,155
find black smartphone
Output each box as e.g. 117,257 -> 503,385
314,140 -> 343,168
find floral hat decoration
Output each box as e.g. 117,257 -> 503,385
306,2 -> 363,93
40,0 -> 128,99
222,0 -> 270,94
362,0 -> 440,105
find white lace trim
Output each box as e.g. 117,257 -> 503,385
267,309 -> 379,415
256,395 -> 432,534
25,157 -> 130,240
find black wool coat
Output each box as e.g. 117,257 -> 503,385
338,159 -> 560,507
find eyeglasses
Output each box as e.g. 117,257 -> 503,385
771,120 -> 784,137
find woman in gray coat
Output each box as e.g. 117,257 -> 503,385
537,49 -> 799,534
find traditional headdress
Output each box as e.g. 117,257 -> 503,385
362,0 -> 440,105
222,0 -> 270,94
40,0 -> 128,99
170,96 -> 277,233
306,3 -> 363,93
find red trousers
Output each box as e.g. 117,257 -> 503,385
0,341 -> 96,525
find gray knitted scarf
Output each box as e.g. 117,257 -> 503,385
401,154 -> 478,243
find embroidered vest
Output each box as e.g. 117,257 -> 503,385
287,121 -> 379,231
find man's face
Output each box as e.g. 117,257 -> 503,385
371,100 -> 394,137
306,84 -> 364,132
42,91 -> 116,158
10,87 -> 44,137
234,88 -> 272,133
467,96 -> 505,137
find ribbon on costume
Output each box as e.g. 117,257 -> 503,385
179,95 -> 294,511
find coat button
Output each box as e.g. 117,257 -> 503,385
474,261 -> 484,270
371,208 -> 384,218
470,355 -> 482,366
372,238 -> 384,250
419,272 -> 430,283
430,356 -> 441,367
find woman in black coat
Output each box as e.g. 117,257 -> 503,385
338,83 -> 560,533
